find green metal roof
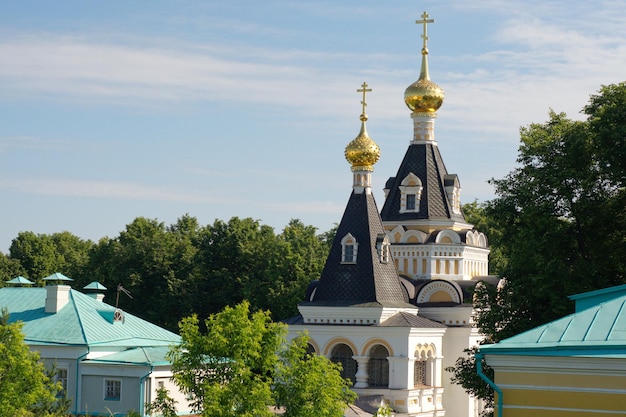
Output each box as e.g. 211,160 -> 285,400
480,292 -> 626,357
568,284 -> 626,312
83,281 -> 107,291
43,272 -> 73,282
0,287 -> 180,348
5,276 -> 34,285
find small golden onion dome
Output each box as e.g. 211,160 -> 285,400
345,114 -> 380,171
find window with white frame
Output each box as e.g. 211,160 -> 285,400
399,173 -> 423,214
104,379 -> 121,401
341,233 -> 358,264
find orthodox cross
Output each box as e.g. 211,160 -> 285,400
416,11 -> 434,51
357,82 -> 372,115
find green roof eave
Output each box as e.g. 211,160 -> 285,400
480,341 -> 626,357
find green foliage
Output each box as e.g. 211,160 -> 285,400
461,201 -> 506,276
486,104 -> 626,334
0,253 -> 26,287
168,301 -> 284,416
8,231 -> 94,284
449,83 -> 626,407
191,217 -> 329,324
145,387 -> 178,417
1,215 -> 331,331
168,303 -> 356,417
274,333 -> 357,417
373,402 -> 393,417
0,309 -> 69,417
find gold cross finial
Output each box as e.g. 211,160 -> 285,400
416,11 -> 434,52
357,82 -> 372,116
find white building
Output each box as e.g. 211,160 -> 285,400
286,12 -> 494,417
0,273 -> 192,417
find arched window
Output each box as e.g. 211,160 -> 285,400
414,346 -> 434,387
306,343 -> 316,356
414,359 -> 427,386
368,345 -> 389,387
330,344 -> 357,383
341,233 -> 358,264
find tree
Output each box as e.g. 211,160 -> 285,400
447,83 -> 626,411
0,309 -> 68,417
274,333 -> 357,417
145,386 -> 178,417
167,302 -> 356,417
86,216 -> 201,331
168,301 -> 284,416
7,231 -> 93,284
461,201 -> 506,276
255,219 -> 330,320
192,217 -> 329,322
0,253 -> 26,285
9,232 -> 63,281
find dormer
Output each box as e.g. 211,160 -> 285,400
340,233 -> 358,264
444,174 -> 461,215
399,173 -> 423,214
376,234 -> 391,264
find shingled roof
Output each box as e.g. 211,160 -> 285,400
306,191 -> 410,307
380,142 -> 465,223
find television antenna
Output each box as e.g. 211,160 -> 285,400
115,284 -> 133,308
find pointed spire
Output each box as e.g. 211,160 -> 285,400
417,11 -> 434,81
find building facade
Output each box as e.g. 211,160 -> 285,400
286,12 -> 493,417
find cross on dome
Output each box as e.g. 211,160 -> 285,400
416,11 -> 434,53
357,82 -> 372,119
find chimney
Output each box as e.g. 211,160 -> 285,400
43,273 -> 74,313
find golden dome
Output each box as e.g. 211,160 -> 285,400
404,76 -> 445,112
345,114 -> 380,172
405,12 -> 445,113
404,51 -> 445,113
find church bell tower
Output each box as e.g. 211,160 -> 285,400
380,12 -> 490,281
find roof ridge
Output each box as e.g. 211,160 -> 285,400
69,290 -> 89,345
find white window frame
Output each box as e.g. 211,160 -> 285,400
104,378 -> 122,402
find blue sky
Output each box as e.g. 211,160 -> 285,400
1,1 -> 625,253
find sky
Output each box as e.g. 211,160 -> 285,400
1,1 -> 625,253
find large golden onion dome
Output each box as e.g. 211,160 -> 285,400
404,50 -> 445,112
405,12 -> 445,113
345,113 -> 380,172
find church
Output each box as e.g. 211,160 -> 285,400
285,12 -> 493,417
